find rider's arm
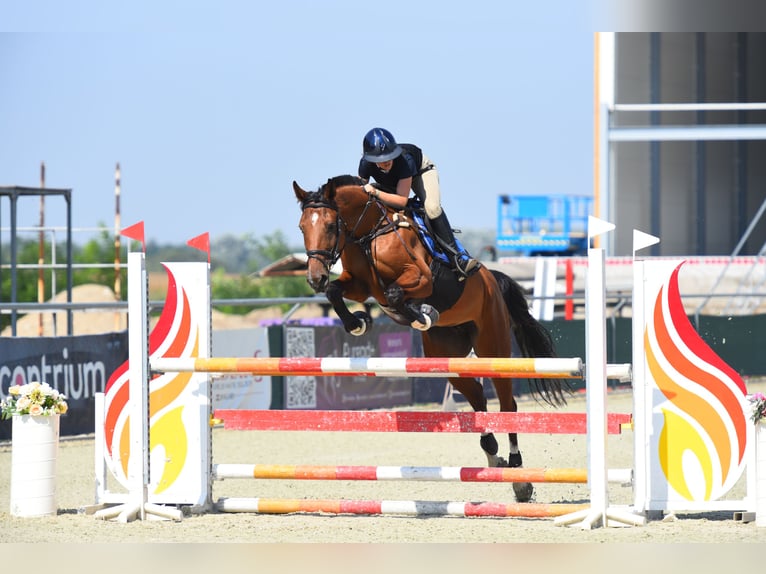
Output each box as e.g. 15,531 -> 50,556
364,177 -> 411,210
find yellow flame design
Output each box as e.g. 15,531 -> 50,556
644,263 -> 748,502
146,279 -> 201,493
149,406 -> 188,494
104,263 -> 206,500
645,331 -> 728,499
658,408 -> 713,500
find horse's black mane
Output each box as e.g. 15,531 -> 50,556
299,175 -> 365,208
320,174 -> 365,192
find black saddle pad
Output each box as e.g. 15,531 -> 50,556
424,258 -> 467,313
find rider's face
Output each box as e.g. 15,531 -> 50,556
375,160 -> 393,172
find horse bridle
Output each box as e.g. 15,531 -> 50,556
301,196 -> 345,274
301,192 -> 419,279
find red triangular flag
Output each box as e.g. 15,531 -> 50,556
121,221 -> 145,252
187,232 -> 210,263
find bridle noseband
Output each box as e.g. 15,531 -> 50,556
300,196 -> 344,274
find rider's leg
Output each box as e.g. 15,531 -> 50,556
428,211 -> 478,276
414,156 -> 478,276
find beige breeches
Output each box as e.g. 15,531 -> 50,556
411,154 -> 442,219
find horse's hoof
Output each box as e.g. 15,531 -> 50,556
349,311 -> 372,336
487,454 -> 507,468
513,481 -> 535,503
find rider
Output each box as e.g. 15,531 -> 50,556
358,127 -> 479,277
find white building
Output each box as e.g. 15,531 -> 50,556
601,33 -> 766,257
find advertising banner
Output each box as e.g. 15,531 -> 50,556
284,322 -> 419,410
0,332 -> 129,440
212,327 -> 272,410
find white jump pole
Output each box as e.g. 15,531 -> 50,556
555,217 -> 645,528
630,230 -> 660,515
93,251 -> 183,522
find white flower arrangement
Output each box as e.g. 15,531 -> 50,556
1,381 -> 68,419
748,392 -> 766,425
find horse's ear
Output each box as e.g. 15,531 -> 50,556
293,180 -> 307,202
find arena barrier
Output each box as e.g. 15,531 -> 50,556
89,219 -> 760,527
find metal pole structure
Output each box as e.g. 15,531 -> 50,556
692,195 -> 766,319
595,32 -> 615,255
38,162 -> 46,336
593,32 -> 601,232
114,162 -> 122,330
10,191 -> 18,336
66,189 -> 73,335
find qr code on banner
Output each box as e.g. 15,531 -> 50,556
285,327 -> 316,409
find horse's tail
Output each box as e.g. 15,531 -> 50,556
490,269 -> 571,407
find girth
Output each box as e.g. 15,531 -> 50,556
423,258 -> 468,313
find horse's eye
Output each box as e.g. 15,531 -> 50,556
327,222 -> 338,233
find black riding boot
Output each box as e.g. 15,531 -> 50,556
429,212 -> 479,277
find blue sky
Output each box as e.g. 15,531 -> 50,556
1,2 -> 598,249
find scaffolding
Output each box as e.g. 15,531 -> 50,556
0,186 -> 74,335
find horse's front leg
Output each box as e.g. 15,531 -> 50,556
326,279 -> 373,336
383,284 -> 440,331
382,264 -> 437,330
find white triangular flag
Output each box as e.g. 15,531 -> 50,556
632,229 -> 660,254
588,216 -> 615,240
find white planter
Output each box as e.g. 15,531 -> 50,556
10,414 -> 60,517
757,422 -> 766,527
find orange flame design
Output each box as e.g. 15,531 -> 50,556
102,264 -> 199,493
644,262 -> 747,501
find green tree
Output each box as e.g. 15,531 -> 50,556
207,230 -> 295,274
210,268 -> 312,315
0,239 -> 43,317
73,229 -> 125,290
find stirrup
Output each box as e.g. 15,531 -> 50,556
455,255 -> 479,278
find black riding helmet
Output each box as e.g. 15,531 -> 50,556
362,127 -> 403,163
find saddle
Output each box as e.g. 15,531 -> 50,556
392,198 -> 467,313
399,197 -> 451,267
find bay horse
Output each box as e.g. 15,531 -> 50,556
293,175 -> 569,502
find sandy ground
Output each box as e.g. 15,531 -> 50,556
2,384 -> 766,545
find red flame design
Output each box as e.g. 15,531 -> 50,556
102,264 -> 197,484
645,261 -> 748,500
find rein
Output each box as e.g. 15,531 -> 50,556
351,195 -> 423,293
361,199 -> 420,262
301,188 -> 422,284
342,193 -> 420,264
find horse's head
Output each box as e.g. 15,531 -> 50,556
293,179 -> 343,292
294,175 -> 375,292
